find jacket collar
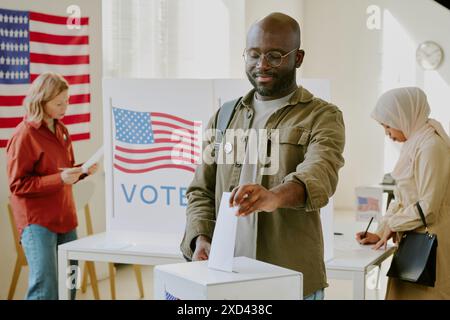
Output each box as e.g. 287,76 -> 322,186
240,85 -> 314,109
25,115 -> 60,130
26,119 -> 43,129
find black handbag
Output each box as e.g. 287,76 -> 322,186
386,202 -> 438,287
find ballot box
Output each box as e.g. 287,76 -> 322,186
154,256 -> 303,300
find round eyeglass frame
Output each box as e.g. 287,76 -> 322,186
242,48 -> 299,67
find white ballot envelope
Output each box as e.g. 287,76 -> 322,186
208,192 -> 238,272
81,146 -> 104,173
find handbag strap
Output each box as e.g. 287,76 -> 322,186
415,202 -> 428,230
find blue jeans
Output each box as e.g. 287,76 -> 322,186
304,288 -> 325,300
21,224 -> 78,300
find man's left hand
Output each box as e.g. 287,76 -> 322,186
229,184 -> 280,217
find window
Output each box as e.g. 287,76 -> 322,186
103,0 -> 245,78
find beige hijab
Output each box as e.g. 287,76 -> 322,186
371,87 -> 450,180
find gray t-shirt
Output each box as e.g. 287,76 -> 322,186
234,90 -> 295,258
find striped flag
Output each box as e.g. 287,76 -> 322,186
357,196 -> 380,212
0,8 -> 90,148
112,107 -> 202,174
164,290 -> 180,300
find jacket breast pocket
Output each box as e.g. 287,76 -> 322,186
272,126 -> 310,175
278,127 -> 310,145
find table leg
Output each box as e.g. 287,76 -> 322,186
353,271 -> 366,300
58,247 -> 70,300
375,264 -> 382,290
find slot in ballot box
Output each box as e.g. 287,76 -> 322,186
154,256 -> 303,300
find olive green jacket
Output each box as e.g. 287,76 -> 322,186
180,86 -> 345,296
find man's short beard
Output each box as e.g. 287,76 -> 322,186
246,68 -> 296,97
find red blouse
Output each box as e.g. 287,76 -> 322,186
6,119 -> 78,235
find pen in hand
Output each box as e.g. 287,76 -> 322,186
362,217 -> 374,239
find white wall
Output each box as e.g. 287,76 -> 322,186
0,0 -> 104,299
302,0 -> 450,210
381,0 -> 450,172
244,0 -> 304,33
243,0 -> 385,211
301,0 -> 385,211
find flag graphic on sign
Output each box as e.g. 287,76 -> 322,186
357,196 -> 380,212
164,289 -> 180,300
112,107 -> 201,174
0,8 -> 91,148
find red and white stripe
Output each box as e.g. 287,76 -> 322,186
0,11 -> 90,147
114,113 -> 202,174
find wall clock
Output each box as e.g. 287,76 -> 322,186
416,41 -> 444,70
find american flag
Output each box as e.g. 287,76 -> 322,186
357,196 -> 380,212
112,107 -> 201,174
0,8 -> 91,148
164,290 -> 180,300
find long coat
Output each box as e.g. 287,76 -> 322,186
376,133 -> 450,299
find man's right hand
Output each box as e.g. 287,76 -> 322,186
192,235 -> 211,261
60,167 -> 83,185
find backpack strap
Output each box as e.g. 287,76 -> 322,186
214,97 -> 242,161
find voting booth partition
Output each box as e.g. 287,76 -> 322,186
355,186 -> 385,222
104,79 -> 215,238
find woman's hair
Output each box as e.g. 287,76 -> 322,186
24,72 -> 69,123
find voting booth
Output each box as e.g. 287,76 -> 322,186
154,257 -> 303,300
103,79 -> 223,236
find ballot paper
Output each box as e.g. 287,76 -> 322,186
208,192 -> 238,272
81,146 -> 104,173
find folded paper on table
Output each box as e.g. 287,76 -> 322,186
81,146 -> 104,173
208,192 -> 238,272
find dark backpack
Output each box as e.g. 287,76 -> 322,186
213,97 -> 242,161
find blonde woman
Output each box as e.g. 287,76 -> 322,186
356,87 -> 450,299
6,72 -> 97,300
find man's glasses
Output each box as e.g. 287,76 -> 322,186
242,48 -> 298,67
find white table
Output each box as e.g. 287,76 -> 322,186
58,232 -> 395,300
57,231 -> 184,300
325,237 -> 395,300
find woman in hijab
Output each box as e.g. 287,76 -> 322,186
356,87 -> 450,299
